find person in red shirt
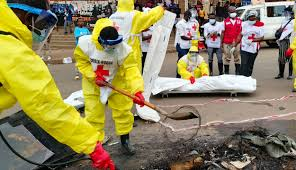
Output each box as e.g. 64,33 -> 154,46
221,6 -> 242,75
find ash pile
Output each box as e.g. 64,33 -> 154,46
171,127 -> 296,170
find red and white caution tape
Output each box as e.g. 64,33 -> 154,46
159,111 -> 296,132
158,94 -> 296,108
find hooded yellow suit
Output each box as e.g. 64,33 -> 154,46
0,1 -> 99,154
177,45 -> 209,79
74,18 -> 144,141
289,13 -> 296,89
110,0 -> 164,72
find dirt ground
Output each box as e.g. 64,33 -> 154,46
2,44 -> 296,169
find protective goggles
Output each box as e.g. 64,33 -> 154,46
98,35 -> 123,46
8,3 -> 58,37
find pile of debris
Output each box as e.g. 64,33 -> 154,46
170,127 -> 296,170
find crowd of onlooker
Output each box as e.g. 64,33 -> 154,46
50,2 -> 115,34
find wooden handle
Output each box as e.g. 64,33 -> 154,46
103,81 -> 157,110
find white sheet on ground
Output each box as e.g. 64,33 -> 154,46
152,75 -> 257,95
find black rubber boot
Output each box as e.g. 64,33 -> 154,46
235,64 -> 240,75
209,62 -> 213,76
275,64 -> 284,79
224,65 -> 229,74
288,61 -> 293,80
218,63 -> 224,75
120,134 -> 135,156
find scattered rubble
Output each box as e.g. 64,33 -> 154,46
167,127 -> 296,170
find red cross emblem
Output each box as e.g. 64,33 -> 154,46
95,65 -> 110,77
248,34 -> 256,40
192,24 -> 197,31
187,31 -> 192,38
211,34 -> 218,41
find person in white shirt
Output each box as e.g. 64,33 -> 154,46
189,8 -> 200,41
175,10 -> 193,77
204,13 -> 224,75
234,10 -> 264,77
275,7 -> 294,80
189,5 -> 198,21
141,27 -> 153,73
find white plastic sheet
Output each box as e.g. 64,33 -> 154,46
152,75 -> 257,95
137,11 -> 176,122
64,90 -> 84,108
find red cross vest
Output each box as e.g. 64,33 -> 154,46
223,17 -> 242,44
78,35 -> 132,104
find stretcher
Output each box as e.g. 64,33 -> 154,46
63,75 -> 256,123
160,90 -> 250,98
152,75 -> 257,98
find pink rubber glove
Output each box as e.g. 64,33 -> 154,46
189,76 -> 196,84
89,142 -> 115,170
95,73 -> 106,87
133,92 -> 145,107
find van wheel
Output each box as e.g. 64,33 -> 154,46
266,41 -> 278,48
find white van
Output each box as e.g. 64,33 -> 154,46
236,1 -> 294,47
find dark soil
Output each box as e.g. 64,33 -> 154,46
145,127 -> 296,170
62,120 -> 296,170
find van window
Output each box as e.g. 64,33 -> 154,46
236,9 -> 245,17
267,6 -> 286,17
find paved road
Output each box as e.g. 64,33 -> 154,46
3,46 -> 296,123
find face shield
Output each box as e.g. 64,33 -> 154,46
8,3 -> 58,53
189,52 -> 198,63
98,35 -> 123,54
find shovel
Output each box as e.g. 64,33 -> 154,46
100,81 -> 199,121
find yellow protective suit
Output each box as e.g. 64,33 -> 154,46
289,15 -> 296,89
177,46 -> 209,79
112,0 -> 165,72
74,18 -> 144,142
0,1 -> 100,154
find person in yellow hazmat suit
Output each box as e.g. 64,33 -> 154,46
177,42 -> 209,84
74,18 -> 145,155
286,5 -> 296,92
0,0 -> 115,169
109,0 -> 165,72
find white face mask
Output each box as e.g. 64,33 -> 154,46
209,19 -> 216,25
247,20 -> 256,25
229,13 -> 237,18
